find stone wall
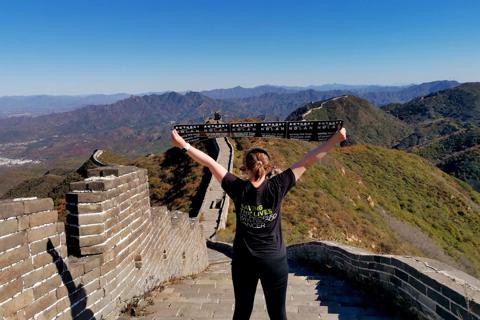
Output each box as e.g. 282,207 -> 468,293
217,137 -> 234,230
0,165 -> 208,320
198,137 -> 234,239
288,241 -> 480,320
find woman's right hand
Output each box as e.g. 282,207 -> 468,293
334,127 -> 347,143
171,129 -> 187,149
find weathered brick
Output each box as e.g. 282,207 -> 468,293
23,267 -> 45,288
42,263 -> 60,281
13,288 -> 34,310
441,284 -> 468,308
87,180 -> 118,191
435,304 -> 458,320
100,258 -> 116,276
27,224 -> 58,242
38,304 -> 59,320
24,290 -> 57,319
408,275 -> 426,294
23,198 -> 54,214
0,278 -> 22,303
83,256 -> 103,273
87,165 -> 137,178
17,215 -> 29,231
70,181 -> 87,191
55,296 -> 70,315
66,212 -> 105,225
56,285 -> 68,299
33,251 -> 55,269
33,275 -> 62,299
77,234 -> 106,247
0,218 -> 18,237
0,245 -> 29,269
66,202 -> 104,214
0,200 -> 24,219
66,192 -> 108,204
82,267 -> 101,285
29,235 -> 60,255
79,243 -> 106,255
0,231 -> 27,252
0,259 -> 33,286
29,210 -> 58,227
77,223 -> 105,235
427,287 -> 449,308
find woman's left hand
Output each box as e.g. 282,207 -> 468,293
171,129 -> 187,149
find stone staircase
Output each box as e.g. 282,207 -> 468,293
126,249 -> 401,320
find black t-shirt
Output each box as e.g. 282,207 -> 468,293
221,168 -> 296,259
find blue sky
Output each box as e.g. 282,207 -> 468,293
0,0 -> 479,95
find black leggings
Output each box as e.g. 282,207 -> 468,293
231,254 -> 288,320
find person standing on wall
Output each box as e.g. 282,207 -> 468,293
171,127 -> 347,320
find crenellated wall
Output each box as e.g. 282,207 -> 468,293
0,165 -> 209,320
288,241 -> 480,320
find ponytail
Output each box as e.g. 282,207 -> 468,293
245,149 -> 272,181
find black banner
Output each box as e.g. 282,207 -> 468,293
174,120 -> 343,143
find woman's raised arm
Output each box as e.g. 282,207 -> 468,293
290,128 -> 347,181
171,129 -> 228,183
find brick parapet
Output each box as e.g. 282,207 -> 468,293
0,165 -> 208,320
288,241 -> 480,320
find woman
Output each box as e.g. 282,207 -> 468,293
171,127 -> 347,320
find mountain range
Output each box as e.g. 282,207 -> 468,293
0,80 -> 459,118
384,82 -> 480,191
2,81 -> 479,277
0,81 -> 477,192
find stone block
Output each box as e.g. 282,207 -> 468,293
426,287 -> 449,308
29,210 -> 58,227
87,166 -> 137,178
0,278 -> 22,303
56,286 -> 68,300
87,180 -> 119,191
0,200 -> 25,219
33,275 -> 62,299
29,235 -> 60,255
78,234 -> 106,247
23,267 -> 45,288
0,259 -> 33,287
441,284 -> 468,308
42,263 -> 60,281
33,251 -> 55,269
435,304 -> 458,320
70,181 -> 88,191
83,255 -> 103,273
408,275 -> 426,294
78,223 -> 105,235
23,198 -> 54,214
79,243 -> 106,255
66,212 -> 105,225
27,224 -> 58,242
82,266 -> 101,284
66,192 -> 108,204
17,215 -> 30,231
66,202 -> 104,214
24,290 -> 57,319
0,231 -> 27,252
0,218 -> 18,237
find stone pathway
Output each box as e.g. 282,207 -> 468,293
198,138 -> 233,240
128,256 -> 401,320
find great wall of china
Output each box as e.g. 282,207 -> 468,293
0,137 -> 479,319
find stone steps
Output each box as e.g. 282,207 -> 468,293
124,260 -> 400,320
